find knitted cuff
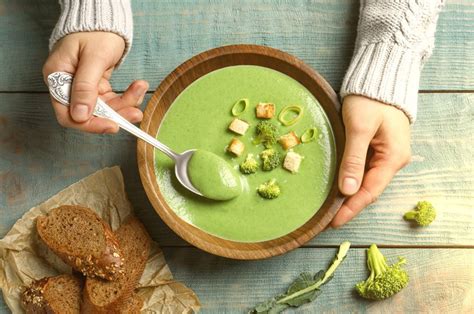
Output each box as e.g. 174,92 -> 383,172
340,43 -> 421,123
49,0 -> 133,65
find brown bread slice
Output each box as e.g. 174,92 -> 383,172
36,205 -> 124,281
82,217 -> 150,313
21,275 -> 82,314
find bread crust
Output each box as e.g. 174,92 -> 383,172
21,275 -> 82,314
81,217 -> 150,314
36,205 -> 124,281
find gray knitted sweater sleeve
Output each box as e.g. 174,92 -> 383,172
340,0 -> 445,122
49,0 -> 133,64
49,1 -> 444,122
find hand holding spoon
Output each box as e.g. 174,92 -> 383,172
47,71 -> 203,196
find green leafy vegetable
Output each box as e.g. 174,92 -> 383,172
250,241 -> 351,313
356,244 -> 409,300
301,127 -> 318,143
240,154 -> 259,174
278,105 -> 303,126
404,201 -> 436,226
260,148 -> 281,171
257,179 -> 281,199
231,98 -> 249,116
255,121 -> 279,148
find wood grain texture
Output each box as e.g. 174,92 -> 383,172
1,93 -> 472,247
0,0 -> 472,92
163,247 -> 474,313
138,44 -> 345,260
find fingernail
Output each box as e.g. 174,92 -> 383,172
136,85 -> 147,95
136,86 -> 146,105
72,104 -> 89,121
342,177 -> 358,194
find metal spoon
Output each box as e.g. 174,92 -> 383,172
47,71 -> 202,196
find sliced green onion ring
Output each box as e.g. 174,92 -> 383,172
231,98 -> 249,116
301,127 -> 318,143
278,105 -> 303,126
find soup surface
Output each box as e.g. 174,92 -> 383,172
155,65 -> 336,242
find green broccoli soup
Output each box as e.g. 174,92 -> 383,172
187,149 -> 242,200
154,65 -> 336,242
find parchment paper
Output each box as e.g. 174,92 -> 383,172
0,166 -> 200,313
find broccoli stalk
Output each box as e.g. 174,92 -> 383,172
255,121 -> 278,148
356,244 -> 409,300
239,154 -> 259,174
260,148 -> 281,171
404,201 -> 436,226
257,179 -> 281,199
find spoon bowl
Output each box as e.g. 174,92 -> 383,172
175,149 -> 200,195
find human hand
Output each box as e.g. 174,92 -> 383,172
331,95 -> 411,228
43,32 -> 148,133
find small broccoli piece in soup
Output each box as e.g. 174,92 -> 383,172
239,154 -> 259,174
257,179 -> 281,199
260,148 -> 281,171
255,121 -> 279,148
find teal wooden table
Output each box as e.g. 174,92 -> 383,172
1,1 -> 473,312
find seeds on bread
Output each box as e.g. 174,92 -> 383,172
36,205 -> 124,281
82,217 -> 151,313
21,275 -> 82,314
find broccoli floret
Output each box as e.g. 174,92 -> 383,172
257,179 -> 281,199
260,148 -> 281,171
404,201 -> 436,226
356,244 -> 409,300
255,121 -> 278,148
239,154 -> 259,174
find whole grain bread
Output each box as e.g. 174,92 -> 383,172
36,205 -> 124,281
82,217 -> 150,313
21,275 -> 82,314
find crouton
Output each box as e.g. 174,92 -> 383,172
228,118 -> 250,135
279,131 -> 300,150
256,103 -> 276,119
227,138 -> 245,156
283,151 -> 303,173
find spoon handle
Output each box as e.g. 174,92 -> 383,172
47,72 -> 178,160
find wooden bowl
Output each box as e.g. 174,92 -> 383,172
138,45 -> 345,260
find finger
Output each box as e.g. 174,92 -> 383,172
121,80 -> 149,106
70,54 -> 109,122
50,96 -> 119,133
100,91 -> 119,103
331,165 -> 397,228
338,129 -> 373,196
106,80 -> 148,111
116,107 -> 143,124
98,78 -> 113,95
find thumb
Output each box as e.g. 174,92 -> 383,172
338,129 -> 372,196
70,55 -> 109,122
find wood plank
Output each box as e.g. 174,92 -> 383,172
2,247 -> 472,312
0,93 -> 472,247
0,0 -> 472,92
162,247 -> 474,313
